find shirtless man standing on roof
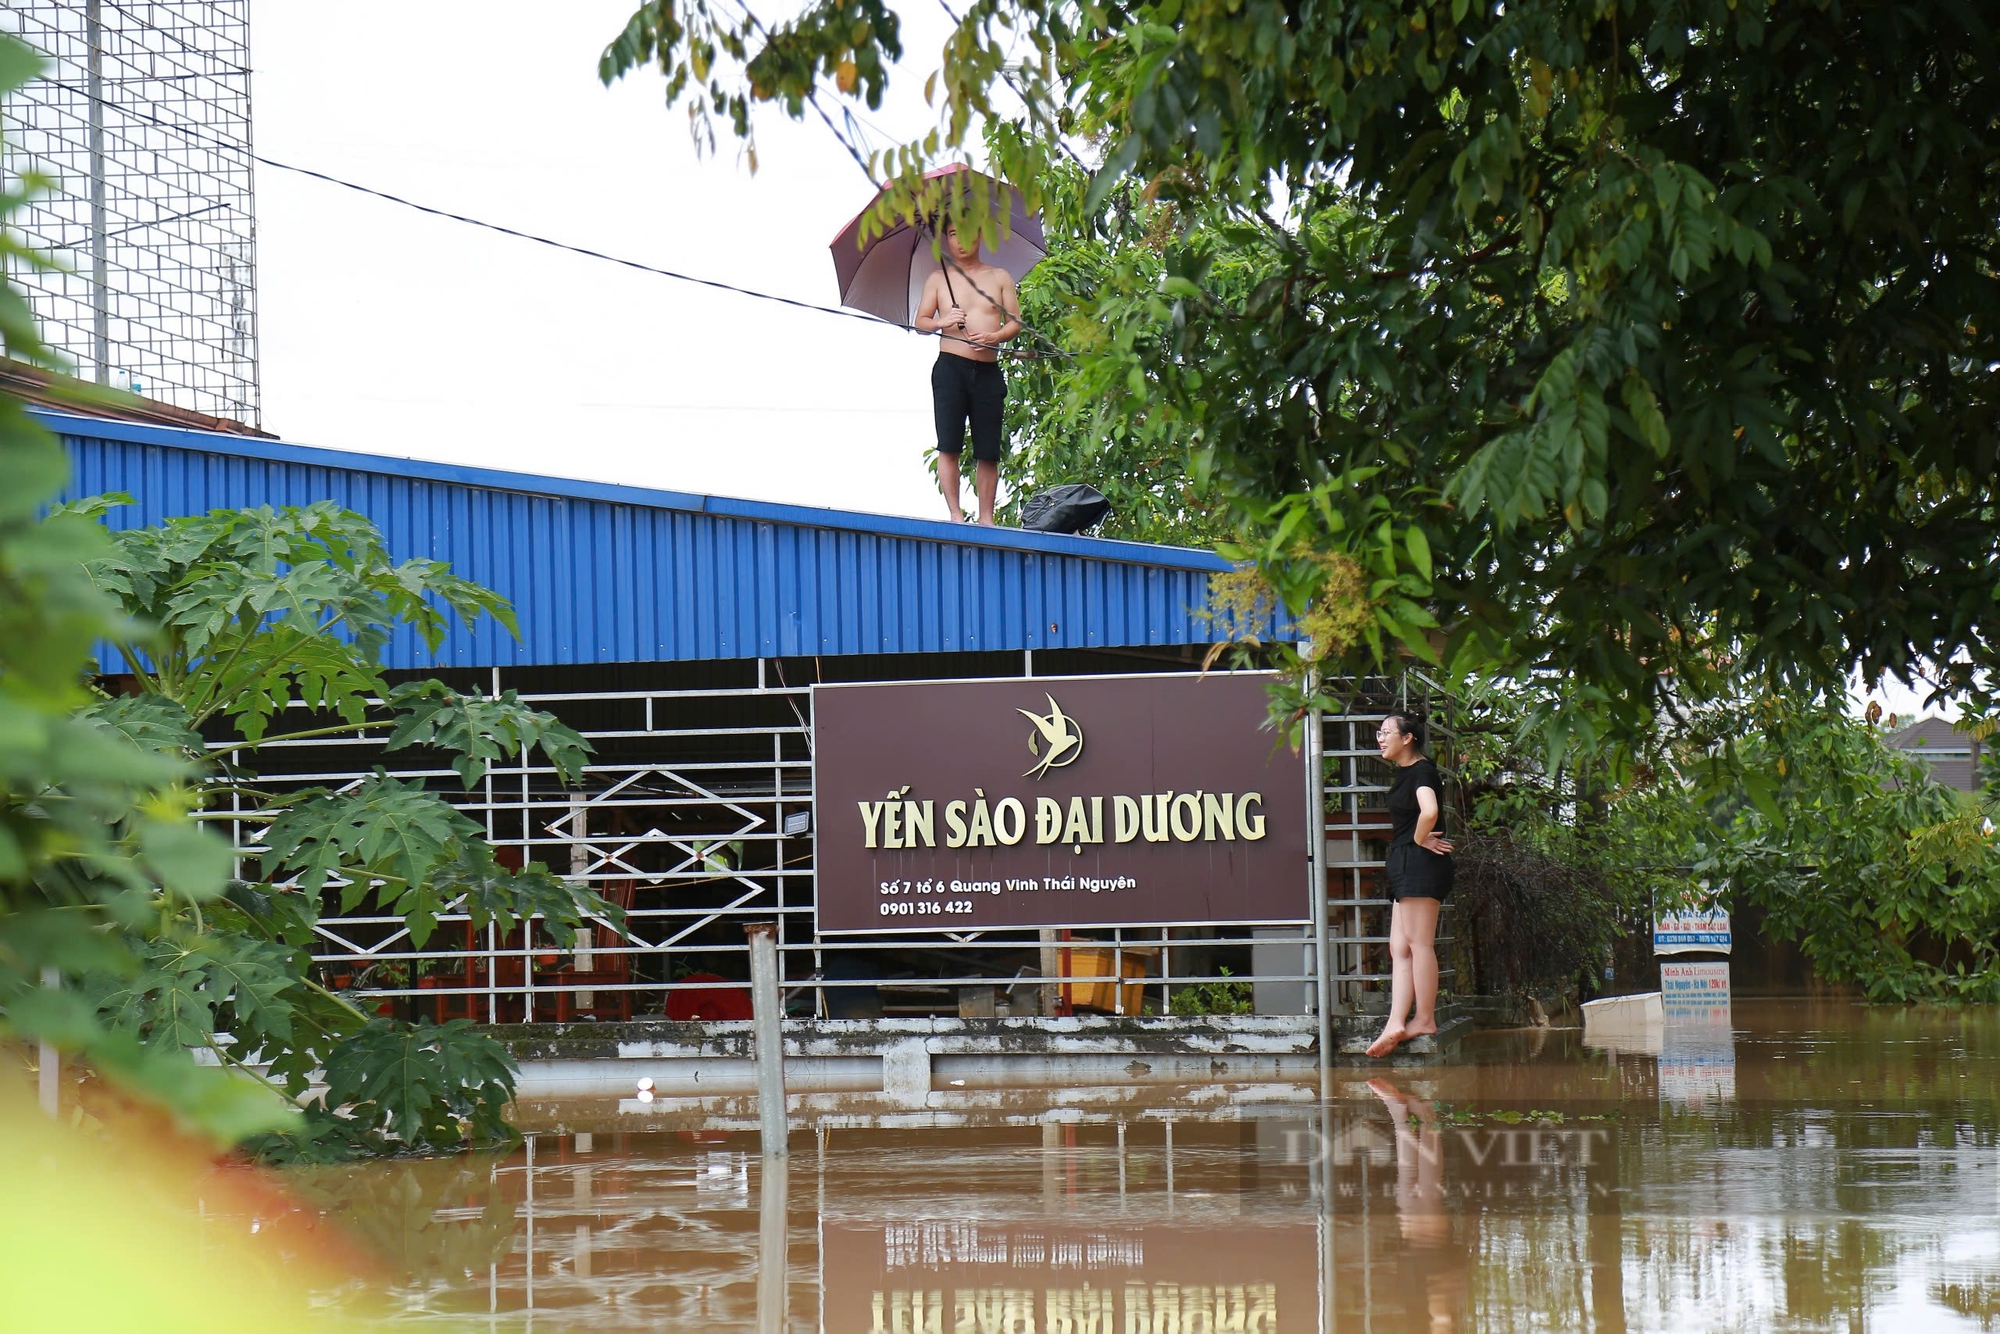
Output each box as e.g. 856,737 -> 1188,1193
914,220 -> 1022,526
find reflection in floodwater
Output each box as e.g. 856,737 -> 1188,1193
225,1001 -> 2000,1332
827,1217 -> 1304,1332
1364,1078 -> 1469,1330
1658,960 -> 1735,1109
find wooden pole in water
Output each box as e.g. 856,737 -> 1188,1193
745,922 -> 789,1157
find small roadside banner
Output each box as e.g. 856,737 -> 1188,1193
1654,906 -> 1732,955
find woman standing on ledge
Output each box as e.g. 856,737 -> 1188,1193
1367,710 -> 1455,1058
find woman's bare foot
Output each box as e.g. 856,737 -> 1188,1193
1366,1024 -> 1408,1058
1404,1018 -> 1439,1038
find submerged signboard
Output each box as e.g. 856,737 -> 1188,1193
1659,960 -> 1735,1107
811,672 -> 1308,933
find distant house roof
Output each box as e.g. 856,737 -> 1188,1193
49,410 -> 1281,670
1889,717 -> 1981,792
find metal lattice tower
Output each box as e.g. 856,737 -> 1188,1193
1,1 -> 258,427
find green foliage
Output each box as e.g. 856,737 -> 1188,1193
264,777 -> 470,915
319,1018 -> 518,1152
80,692 -> 206,756
605,0 -> 2000,754
600,0 -> 902,161
73,498 -> 520,737
261,777 -> 606,951
996,157 -> 1232,547
385,679 -> 593,789
1461,678 -> 2000,1004
1052,0 -> 2000,733
63,497 -> 619,1157
1167,965 -> 1251,1016
428,841 -> 609,949
0,35 -> 297,1145
1692,704 -> 2000,1003
93,933 -> 299,1055
0,43 -> 604,1149
71,492 -> 615,1157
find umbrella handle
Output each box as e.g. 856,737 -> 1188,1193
930,221 -> 963,323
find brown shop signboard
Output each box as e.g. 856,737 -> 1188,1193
811,672 -> 1308,933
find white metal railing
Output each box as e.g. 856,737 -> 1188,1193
1318,675 -> 1462,1011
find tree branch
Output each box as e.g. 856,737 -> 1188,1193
206,721 -> 388,757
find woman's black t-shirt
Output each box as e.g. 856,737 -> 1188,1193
1387,758 -> 1443,847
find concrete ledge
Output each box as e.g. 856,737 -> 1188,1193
513,1055 -> 882,1099
1332,1013 -> 1475,1062
934,1052 -> 1321,1088
513,1079 -> 1324,1133
500,1011 -> 1470,1099
493,1014 -> 1322,1062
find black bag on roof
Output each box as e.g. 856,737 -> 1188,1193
1019,483 -> 1112,535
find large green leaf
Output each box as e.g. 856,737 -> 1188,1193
198,934 -> 301,1055
260,775 -> 476,903
78,693 -> 203,759
320,1017 -> 518,1151
95,939 -> 221,1050
90,932 -> 304,1070
428,840 -> 624,949
80,500 -> 524,729
383,680 -> 594,787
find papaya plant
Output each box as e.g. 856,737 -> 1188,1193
55,497 -> 620,1157
0,27 -> 602,1156
0,33 -> 296,1145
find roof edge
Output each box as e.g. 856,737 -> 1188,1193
5,359 -> 277,438
38,408 -> 1232,573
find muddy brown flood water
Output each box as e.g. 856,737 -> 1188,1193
285,1000 -> 2000,1332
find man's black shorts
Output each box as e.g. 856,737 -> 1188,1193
932,353 -> 1005,463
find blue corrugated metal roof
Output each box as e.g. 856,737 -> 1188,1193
49,410 -> 1277,669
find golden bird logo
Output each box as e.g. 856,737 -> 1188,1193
1018,693 -> 1084,779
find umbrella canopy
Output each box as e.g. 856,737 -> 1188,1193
829,164 -> 1046,326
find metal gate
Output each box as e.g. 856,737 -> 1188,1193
221,658 -> 1453,1030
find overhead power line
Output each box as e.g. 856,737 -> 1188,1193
40,73 -> 1071,357
38,76 -> 907,336
262,158 -> 904,332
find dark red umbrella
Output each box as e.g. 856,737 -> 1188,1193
828,164 -> 1046,325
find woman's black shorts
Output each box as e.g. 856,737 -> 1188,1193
1386,842 -> 1454,903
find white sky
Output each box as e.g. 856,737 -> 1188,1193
253,0 -> 965,521
1861,674 -> 1955,724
